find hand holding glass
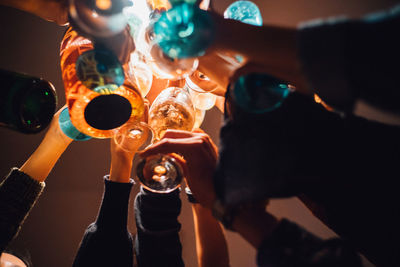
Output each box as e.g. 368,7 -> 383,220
136,86 -> 195,193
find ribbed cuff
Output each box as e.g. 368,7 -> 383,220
0,168 -> 45,203
0,168 -> 45,253
95,175 -> 134,229
134,186 -> 181,234
257,219 -> 322,266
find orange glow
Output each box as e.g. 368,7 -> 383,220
146,0 -> 171,11
96,0 -> 112,10
314,94 -> 334,112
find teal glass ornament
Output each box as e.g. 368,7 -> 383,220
59,106 -> 91,141
224,1 -> 263,26
232,73 -> 290,113
75,49 -> 125,91
153,3 -> 215,59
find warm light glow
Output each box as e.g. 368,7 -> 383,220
154,165 -> 167,175
314,94 -> 334,112
124,0 -> 151,26
96,0 -> 112,10
147,0 -> 171,11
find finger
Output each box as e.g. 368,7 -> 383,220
168,153 -> 190,179
162,129 -> 195,139
139,137 -> 203,158
192,128 -> 205,133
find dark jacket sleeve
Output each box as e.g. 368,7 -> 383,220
73,176 -> 134,267
134,186 -> 184,267
0,168 -> 45,254
257,219 -> 362,267
297,4 -> 400,112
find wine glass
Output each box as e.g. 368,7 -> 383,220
184,71 -> 217,111
137,21 -> 199,80
136,86 -> 196,193
127,52 -> 153,97
113,121 -> 154,152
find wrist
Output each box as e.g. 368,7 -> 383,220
109,158 -> 133,183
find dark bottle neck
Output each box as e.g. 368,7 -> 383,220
0,69 -> 57,134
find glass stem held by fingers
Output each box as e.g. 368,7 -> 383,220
135,87 -> 195,193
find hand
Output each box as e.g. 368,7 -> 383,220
139,129 -> 218,209
2,0 -> 68,25
109,101 -> 150,183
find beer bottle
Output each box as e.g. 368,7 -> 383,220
0,69 -> 57,134
60,27 -> 144,139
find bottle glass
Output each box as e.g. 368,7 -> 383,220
0,69 -> 57,134
231,73 -> 290,114
68,0 -> 129,38
60,28 -> 145,138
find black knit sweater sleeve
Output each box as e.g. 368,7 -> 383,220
0,168 -> 45,254
73,176 -> 134,267
134,187 -> 184,267
257,219 -> 362,267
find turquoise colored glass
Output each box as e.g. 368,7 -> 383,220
153,3 -> 215,59
232,73 -> 290,113
75,49 -> 125,90
59,107 -> 91,141
224,1 -> 263,26
169,0 -> 197,6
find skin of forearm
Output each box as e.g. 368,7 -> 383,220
192,204 -> 230,267
1,0 -> 34,11
109,155 -> 134,183
205,15 -> 310,94
20,134 -> 72,182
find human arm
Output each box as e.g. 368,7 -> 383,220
72,139 -> 139,267
1,0 -> 68,25
139,130 -> 364,266
134,187 -> 184,267
0,107 -> 72,254
201,5 -> 400,113
190,200 -> 230,267
199,12 -> 308,95
19,108 -> 72,182
138,130 -> 280,248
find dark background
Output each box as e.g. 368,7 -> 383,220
1,0 -> 399,266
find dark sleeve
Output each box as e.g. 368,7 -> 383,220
297,4 -> 400,112
134,187 -> 184,267
73,176 -> 134,267
0,168 -> 45,254
257,219 -> 362,267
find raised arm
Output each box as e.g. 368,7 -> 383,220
0,107 -> 73,254
72,136 -> 142,267
20,108 -> 72,182
0,0 -> 68,25
190,197 -> 230,267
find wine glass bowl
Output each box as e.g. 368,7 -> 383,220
114,121 -> 154,152
136,154 -> 184,193
149,86 -> 195,140
185,72 -> 217,110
